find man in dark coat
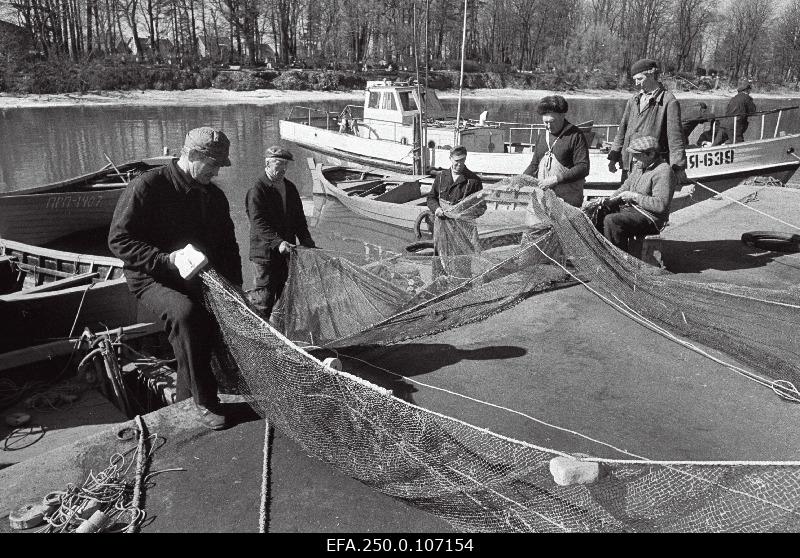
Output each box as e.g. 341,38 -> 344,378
607,58 -> 686,184
426,146 -> 486,279
246,146 -> 315,321
108,127 -> 242,430
725,80 -> 757,143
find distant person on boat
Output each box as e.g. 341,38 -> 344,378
427,146 -> 486,279
246,146 -> 316,322
681,101 -> 711,144
108,126 -> 243,431
522,95 -> 589,207
725,80 -> 757,143
586,135 -> 676,252
696,120 -> 729,147
607,58 -> 686,184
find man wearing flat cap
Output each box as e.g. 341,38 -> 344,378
590,135 -> 676,252
246,145 -> 315,322
426,146 -> 486,279
607,58 -> 686,184
109,126 -> 243,431
725,79 -> 756,143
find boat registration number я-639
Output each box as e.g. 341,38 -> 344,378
687,149 -> 734,169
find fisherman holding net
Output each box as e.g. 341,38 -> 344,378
426,146 -> 486,281
522,95 -> 589,208
584,135 -> 676,252
108,127 -> 242,431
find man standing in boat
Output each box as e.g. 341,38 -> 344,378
246,146 -> 315,322
427,146 -> 486,280
522,95 -> 589,207
108,127 -> 243,431
607,59 -> 686,184
725,80 -> 757,143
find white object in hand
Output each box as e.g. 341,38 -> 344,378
174,244 -> 208,279
279,241 -> 294,254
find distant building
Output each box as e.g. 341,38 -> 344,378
0,20 -> 34,57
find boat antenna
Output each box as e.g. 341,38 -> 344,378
424,0 -> 430,103
454,0 -> 468,146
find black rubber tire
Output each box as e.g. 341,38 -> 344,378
741,230 -> 800,252
413,210 -> 435,240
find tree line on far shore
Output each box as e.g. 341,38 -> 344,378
1,0 -> 798,95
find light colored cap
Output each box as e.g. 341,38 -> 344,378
265,145 -> 294,161
184,127 -> 231,167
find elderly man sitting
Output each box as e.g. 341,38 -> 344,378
587,135 -> 677,252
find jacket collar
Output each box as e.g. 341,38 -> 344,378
258,170 -> 285,188
635,83 -> 667,107
168,159 -> 208,195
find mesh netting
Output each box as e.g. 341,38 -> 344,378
198,180 -> 800,532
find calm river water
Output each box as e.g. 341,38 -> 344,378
2,94 -> 798,286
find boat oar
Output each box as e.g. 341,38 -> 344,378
103,152 -> 127,182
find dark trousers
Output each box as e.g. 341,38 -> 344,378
249,261 -> 288,320
137,282 -> 218,406
603,206 -> 660,251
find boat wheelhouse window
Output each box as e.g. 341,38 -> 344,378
368,91 -> 381,109
380,92 -> 397,111
398,92 -> 418,111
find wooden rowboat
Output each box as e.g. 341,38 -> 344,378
0,156 -> 171,245
312,163 -> 537,237
0,239 -> 144,354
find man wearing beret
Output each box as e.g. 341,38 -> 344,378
590,135 -> 676,252
725,80 -> 757,143
109,126 -> 243,430
246,146 -> 315,322
607,59 -> 686,184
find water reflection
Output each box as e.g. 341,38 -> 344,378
2,95 -> 799,286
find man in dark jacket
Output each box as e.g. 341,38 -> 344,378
607,59 -> 686,184
725,80 -> 757,143
246,146 -> 315,321
427,146 -> 486,279
108,127 -> 242,430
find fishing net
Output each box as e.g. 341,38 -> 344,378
198,178 -> 800,532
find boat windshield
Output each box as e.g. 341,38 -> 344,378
398,91 -> 418,111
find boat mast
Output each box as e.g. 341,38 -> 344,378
412,0 -> 427,174
454,0 -> 468,147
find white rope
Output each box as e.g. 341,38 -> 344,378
691,178 -> 800,232
259,418 -> 272,533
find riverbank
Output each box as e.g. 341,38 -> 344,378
1,86 -> 798,110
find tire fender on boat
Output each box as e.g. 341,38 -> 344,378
413,210 -> 435,240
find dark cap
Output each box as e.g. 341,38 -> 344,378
630,58 -> 659,76
265,145 -> 294,161
737,79 -> 752,92
626,135 -> 659,153
450,145 -> 467,160
184,127 -> 231,167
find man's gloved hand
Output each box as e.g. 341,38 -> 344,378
168,250 -> 180,270
619,191 -> 638,203
278,240 -> 294,254
170,244 -> 208,279
671,165 -> 687,182
607,149 -> 622,173
434,207 -> 446,219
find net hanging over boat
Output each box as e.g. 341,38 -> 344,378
199,178 -> 800,532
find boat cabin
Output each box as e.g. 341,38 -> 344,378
354,80 -> 504,154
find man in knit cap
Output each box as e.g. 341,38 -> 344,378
109,126 -> 243,431
246,145 -> 315,322
725,79 -> 757,143
606,58 -> 686,184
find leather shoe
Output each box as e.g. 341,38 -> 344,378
193,401 -> 228,430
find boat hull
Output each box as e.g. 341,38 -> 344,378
282,120 -> 800,189
0,239 -> 144,353
0,157 -> 171,245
